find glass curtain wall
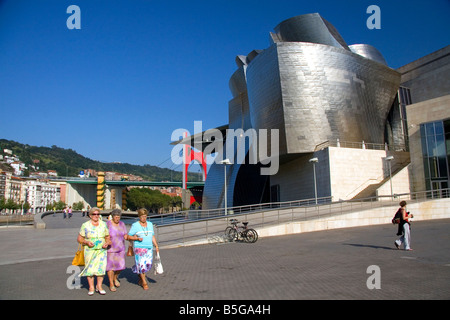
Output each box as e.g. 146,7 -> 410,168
420,119 -> 450,196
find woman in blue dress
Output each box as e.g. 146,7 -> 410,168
128,208 -> 160,290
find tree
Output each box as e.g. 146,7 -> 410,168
171,196 -> 182,212
126,188 -> 182,213
190,201 -> 201,209
46,200 -> 66,211
5,199 -> 19,211
54,201 -> 66,210
22,201 -> 30,212
72,201 -> 84,210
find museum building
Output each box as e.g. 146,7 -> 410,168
199,14 -> 449,209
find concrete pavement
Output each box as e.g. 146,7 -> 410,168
0,211 -> 449,301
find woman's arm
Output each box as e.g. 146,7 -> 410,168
127,234 -> 143,241
401,208 -> 410,221
77,234 -> 94,247
102,235 -> 112,248
127,223 -> 142,241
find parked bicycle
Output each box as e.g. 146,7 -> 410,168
224,219 -> 258,243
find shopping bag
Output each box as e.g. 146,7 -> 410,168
154,252 -> 164,275
72,244 -> 85,266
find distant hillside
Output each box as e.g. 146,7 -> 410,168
0,139 -> 201,181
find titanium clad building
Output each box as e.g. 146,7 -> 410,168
202,13 -> 402,209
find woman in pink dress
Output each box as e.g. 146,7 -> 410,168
106,209 -> 129,292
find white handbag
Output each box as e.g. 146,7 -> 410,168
154,252 -> 164,275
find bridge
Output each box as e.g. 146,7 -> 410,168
66,178 -> 204,188
65,178 -> 204,211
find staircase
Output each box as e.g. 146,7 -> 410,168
352,151 -> 410,200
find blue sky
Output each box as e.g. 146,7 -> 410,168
0,0 -> 449,173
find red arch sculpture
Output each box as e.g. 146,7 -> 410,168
182,132 -> 207,190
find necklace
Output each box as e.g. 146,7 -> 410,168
139,221 -> 148,236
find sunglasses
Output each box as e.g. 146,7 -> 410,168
91,213 -> 101,216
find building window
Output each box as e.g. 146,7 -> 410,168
398,86 -> 412,149
420,119 -> 450,195
270,184 -> 280,202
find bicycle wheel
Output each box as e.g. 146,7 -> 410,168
224,226 -> 237,241
246,229 -> 258,243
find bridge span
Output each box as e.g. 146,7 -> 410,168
66,179 -> 204,211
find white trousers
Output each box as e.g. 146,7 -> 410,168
395,223 -> 411,250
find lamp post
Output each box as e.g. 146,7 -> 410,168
386,155 -> 394,200
220,159 -> 232,214
309,157 -> 318,204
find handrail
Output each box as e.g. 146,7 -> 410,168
314,139 -> 408,152
154,188 -> 449,247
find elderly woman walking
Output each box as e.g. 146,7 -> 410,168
106,208 -> 129,292
128,208 -> 160,290
77,207 -> 111,296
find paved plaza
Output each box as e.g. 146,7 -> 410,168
0,211 -> 449,302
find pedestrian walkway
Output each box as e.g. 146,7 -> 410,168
0,211 -> 449,301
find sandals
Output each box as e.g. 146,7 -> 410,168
109,278 -> 120,292
138,278 -> 149,290
88,288 -> 106,295
96,286 -> 106,295
88,285 -> 107,295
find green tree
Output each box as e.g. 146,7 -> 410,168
22,201 -> 30,212
5,199 -> 19,211
54,200 -> 66,210
126,188 -> 182,213
46,200 -> 66,211
191,201 -> 201,209
72,201 -> 84,210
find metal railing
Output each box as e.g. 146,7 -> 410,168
149,196 -> 333,226
0,213 -> 35,227
314,140 -> 408,152
154,188 -> 449,247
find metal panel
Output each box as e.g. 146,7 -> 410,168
349,44 -> 388,65
273,13 -> 349,50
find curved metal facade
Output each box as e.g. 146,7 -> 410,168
349,44 -> 388,65
202,13 -> 401,209
247,42 -> 400,155
272,13 -> 350,50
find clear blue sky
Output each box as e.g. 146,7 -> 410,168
1,0 -> 449,173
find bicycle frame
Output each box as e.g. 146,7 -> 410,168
225,219 -> 258,243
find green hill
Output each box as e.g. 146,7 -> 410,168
0,139 -> 201,181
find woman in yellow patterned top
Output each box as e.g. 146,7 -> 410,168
77,207 -> 111,296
